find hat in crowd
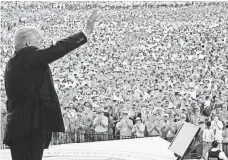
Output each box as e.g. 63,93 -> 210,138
168,105 -> 174,109
123,110 -> 128,114
225,120 -> 228,125
103,106 -> 109,112
163,114 -> 169,118
135,117 -> 141,121
77,113 -> 82,117
195,106 -> 200,110
93,104 -> 100,108
84,101 -> 91,106
181,114 -> 186,119
187,106 -> 192,110
167,110 -> 173,115
175,115 -> 180,120
199,118 -> 205,123
97,108 -> 104,113
64,106 -> 70,109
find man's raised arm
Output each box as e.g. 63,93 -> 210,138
26,10 -> 100,68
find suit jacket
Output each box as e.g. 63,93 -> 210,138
3,31 -> 87,146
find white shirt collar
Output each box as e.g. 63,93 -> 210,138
211,148 -> 219,151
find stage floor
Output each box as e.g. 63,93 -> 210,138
1,137 -> 176,160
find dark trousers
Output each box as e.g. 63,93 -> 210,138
10,128 -> 45,160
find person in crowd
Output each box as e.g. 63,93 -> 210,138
82,111 -> 93,142
107,106 -> 114,140
116,110 -> 133,139
92,109 -> 109,141
64,106 -> 77,143
202,121 -> 215,158
103,106 -> 110,118
198,119 -> 206,142
164,114 -> 178,142
161,113 -> 170,139
191,106 -> 205,126
62,106 -> 72,132
211,115 -> 224,150
184,105 -> 192,123
113,107 -> 120,139
146,113 -> 161,137
202,96 -> 213,117
222,121 -> 228,143
219,104 -> 228,123
90,110 -> 98,138
129,103 -> 136,121
84,101 -> 93,118
161,113 -> 176,141
131,117 -> 145,138
205,140 -> 228,160
1,107 -> 7,146
180,106 -> 190,122
173,114 -> 186,134
69,113 -> 85,143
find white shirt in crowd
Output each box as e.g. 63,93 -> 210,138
93,115 -> 108,133
202,128 -> 214,143
211,120 -> 224,142
132,122 -> 145,138
116,118 -> 133,137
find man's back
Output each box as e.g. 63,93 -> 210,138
4,47 -> 65,145
4,31 -> 88,146
4,47 -> 44,138
208,148 -> 227,160
5,47 -> 43,99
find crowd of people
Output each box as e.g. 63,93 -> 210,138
1,1 -> 228,158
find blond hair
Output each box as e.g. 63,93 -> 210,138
14,26 -> 41,51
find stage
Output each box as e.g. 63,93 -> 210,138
1,137 -> 176,160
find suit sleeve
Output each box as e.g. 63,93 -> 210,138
25,31 -> 87,68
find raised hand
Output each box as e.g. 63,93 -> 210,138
85,10 -> 100,35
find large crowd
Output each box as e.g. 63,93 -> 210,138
1,1 -> 228,157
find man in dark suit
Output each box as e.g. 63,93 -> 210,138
3,10 -> 99,160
